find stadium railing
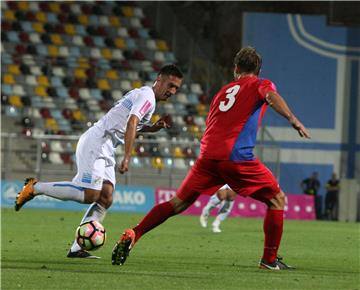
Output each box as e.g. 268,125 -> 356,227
1,128 -> 280,188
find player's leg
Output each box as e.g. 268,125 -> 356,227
112,158 -> 224,266
68,182 -> 113,258
212,192 -> 235,233
221,159 -> 292,270
200,192 -> 223,228
15,133 -> 103,211
68,160 -> 115,258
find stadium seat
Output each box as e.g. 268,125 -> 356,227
117,27 -> 129,38
49,152 -> 63,164
101,48 -> 112,59
49,2 -> 61,13
79,88 -> 91,100
112,90 -> 123,100
25,75 -> 37,86
3,74 -> 16,85
18,1 -> 29,11
32,22 -> 45,33
58,46 -> 70,57
8,64 -> 21,76
50,34 -> 63,45
146,39 -> 157,50
121,6 -> 134,17
97,79 -> 110,90
35,86 -> 48,97
173,158 -> 187,169
9,95 -> 23,108
37,75 -> 50,87
4,10 -> 16,21
106,69 -> 119,80
151,157 -> 164,170
157,40 -> 169,51
13,85 -> 25,96
8,31 -> 20,43
109,16 -> 121,27
114,37 -> 126,49
36,11 -> 47,22
90,48 -> 101,59
120,80 -> 132,92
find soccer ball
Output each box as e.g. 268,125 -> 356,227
76,221 -> 106,251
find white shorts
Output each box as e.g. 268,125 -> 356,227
72,128 -> 116,190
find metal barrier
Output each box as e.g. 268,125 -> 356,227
1,128 -> 280,188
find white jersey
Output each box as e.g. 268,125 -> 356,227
93,86 -> 156,148
72,86 -> 156,189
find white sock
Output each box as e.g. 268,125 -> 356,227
70,202 -> 107,252
217,200 -> 235,222
34,181 -> 84,203
202,194 -> 222,216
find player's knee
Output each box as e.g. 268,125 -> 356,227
98,192 -> 113,209
217,190 -> 227,201
271,191 -> 286,209
98,182 -> 114,209
170,196 -> 192,214
227,190 -> 237,201
83,188 -> 101,203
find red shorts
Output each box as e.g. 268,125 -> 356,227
177,158 -> 280,203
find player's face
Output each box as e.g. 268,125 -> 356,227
154,75 -> 182,101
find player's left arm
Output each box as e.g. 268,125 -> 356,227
139,115 -> 171,133
118,114 -> 139,174
265,91 -> 310,139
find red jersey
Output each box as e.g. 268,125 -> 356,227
200,76 -> 277,161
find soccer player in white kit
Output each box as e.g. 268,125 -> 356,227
15,64 -> 183,258
199,184 -> 236,233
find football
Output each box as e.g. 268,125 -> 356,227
75,221 -> 106,251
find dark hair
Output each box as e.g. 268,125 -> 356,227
234,47 -> 262,75
158,64 -> 183,79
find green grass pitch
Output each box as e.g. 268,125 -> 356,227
1,208 -> 359,289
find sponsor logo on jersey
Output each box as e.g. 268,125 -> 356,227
139,100 -> 151,116
81,173 -> 92,184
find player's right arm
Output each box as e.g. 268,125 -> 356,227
265,91 -> 310,139
257,79 -> 310,139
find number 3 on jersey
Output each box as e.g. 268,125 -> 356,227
219,85 -> 240,112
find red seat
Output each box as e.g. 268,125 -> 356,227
25,11 -> 36,21
60,153 -> 72,164
69,87 -> 80,99
97,26 -> 107,37
15,44 -> 27,54
60,3 -> 70,13
40,107 -> 52,119
83,36 -> 94,46
39,2 -> 50,12
7,1 -> 18,10
133,50 -> 145,60
55,24 -> 65,34
1,20 -> 12,31
184,115 -> 195,125
57,13 -> 68,23
73,78 -> 85,88
19,32 -> 29,42
128,28 -> 139,38
86,68 -> 96,78
62,108 -> 73,120
81,4 -> 92,15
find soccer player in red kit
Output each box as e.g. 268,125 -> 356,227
112,47 -> 310,270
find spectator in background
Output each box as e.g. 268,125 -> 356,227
325,173 -> 340,221
301,172 -> 322,219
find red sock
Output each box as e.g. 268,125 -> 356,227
262,209 -> 284,264
133,201 -> 175,242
